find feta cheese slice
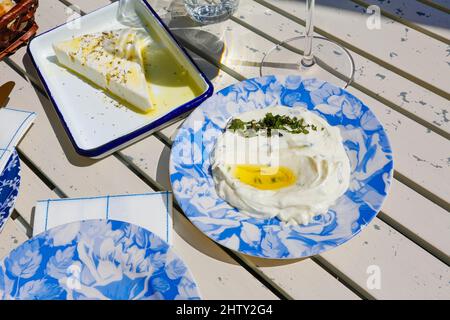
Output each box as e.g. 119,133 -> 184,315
53,29 -> 153,112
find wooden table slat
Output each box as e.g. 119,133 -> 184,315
15,156 -> 59,224
234,0 -> 450,136
353,0 -> 450,42
0,219 -> 28,260
422,0 -> 450,10
257,0 -> 450,99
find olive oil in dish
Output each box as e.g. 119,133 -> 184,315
142,26 -> 204,115
53,27 -> 203,118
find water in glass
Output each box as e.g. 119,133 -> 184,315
184,0 -> 239,24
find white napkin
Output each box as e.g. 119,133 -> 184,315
33,192 -> 173,245
0,107 -> 36,174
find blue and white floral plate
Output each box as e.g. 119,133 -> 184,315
0,150 -> 21,234
0,219 -> 200,300
170,75 -> 394,259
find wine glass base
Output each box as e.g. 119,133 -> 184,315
260,36 -> 356,88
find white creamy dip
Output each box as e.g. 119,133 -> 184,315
211,106 -> 351,225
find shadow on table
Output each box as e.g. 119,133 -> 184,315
274,0 -> 450,30
156,145 -> 306,267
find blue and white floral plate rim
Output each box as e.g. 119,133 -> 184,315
0,150 -> 21,234
169,75 -> 394,260
0,219 -> 201,300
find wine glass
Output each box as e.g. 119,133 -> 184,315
260,0 -> 355,88
117,0 -> 144,27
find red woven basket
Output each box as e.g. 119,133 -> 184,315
0,0 -> 38,60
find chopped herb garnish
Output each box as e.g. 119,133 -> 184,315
228,118 -> 246,131
228,113 -> 321,136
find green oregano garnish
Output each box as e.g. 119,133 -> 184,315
228,113 -> 321,136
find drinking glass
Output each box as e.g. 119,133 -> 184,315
260,0 -> 355,88
117,0 -> 143,27
184,0 -> 240,24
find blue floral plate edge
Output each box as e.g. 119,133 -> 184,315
0,149 -> 21,234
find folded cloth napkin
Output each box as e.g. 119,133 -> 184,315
0,107 -> 36,174
33,192 -> 173,245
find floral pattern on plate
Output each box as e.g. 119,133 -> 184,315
0,219 -> 200,300
0,150 -> 21,234
170,76 -> 394,259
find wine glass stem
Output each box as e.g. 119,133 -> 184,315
301,0 -> 315,67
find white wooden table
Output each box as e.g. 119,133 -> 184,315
1,0 -> 449,300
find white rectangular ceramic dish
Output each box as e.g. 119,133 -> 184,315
28,0 -> 213,158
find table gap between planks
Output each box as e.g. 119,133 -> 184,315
0,0 -> 449,300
